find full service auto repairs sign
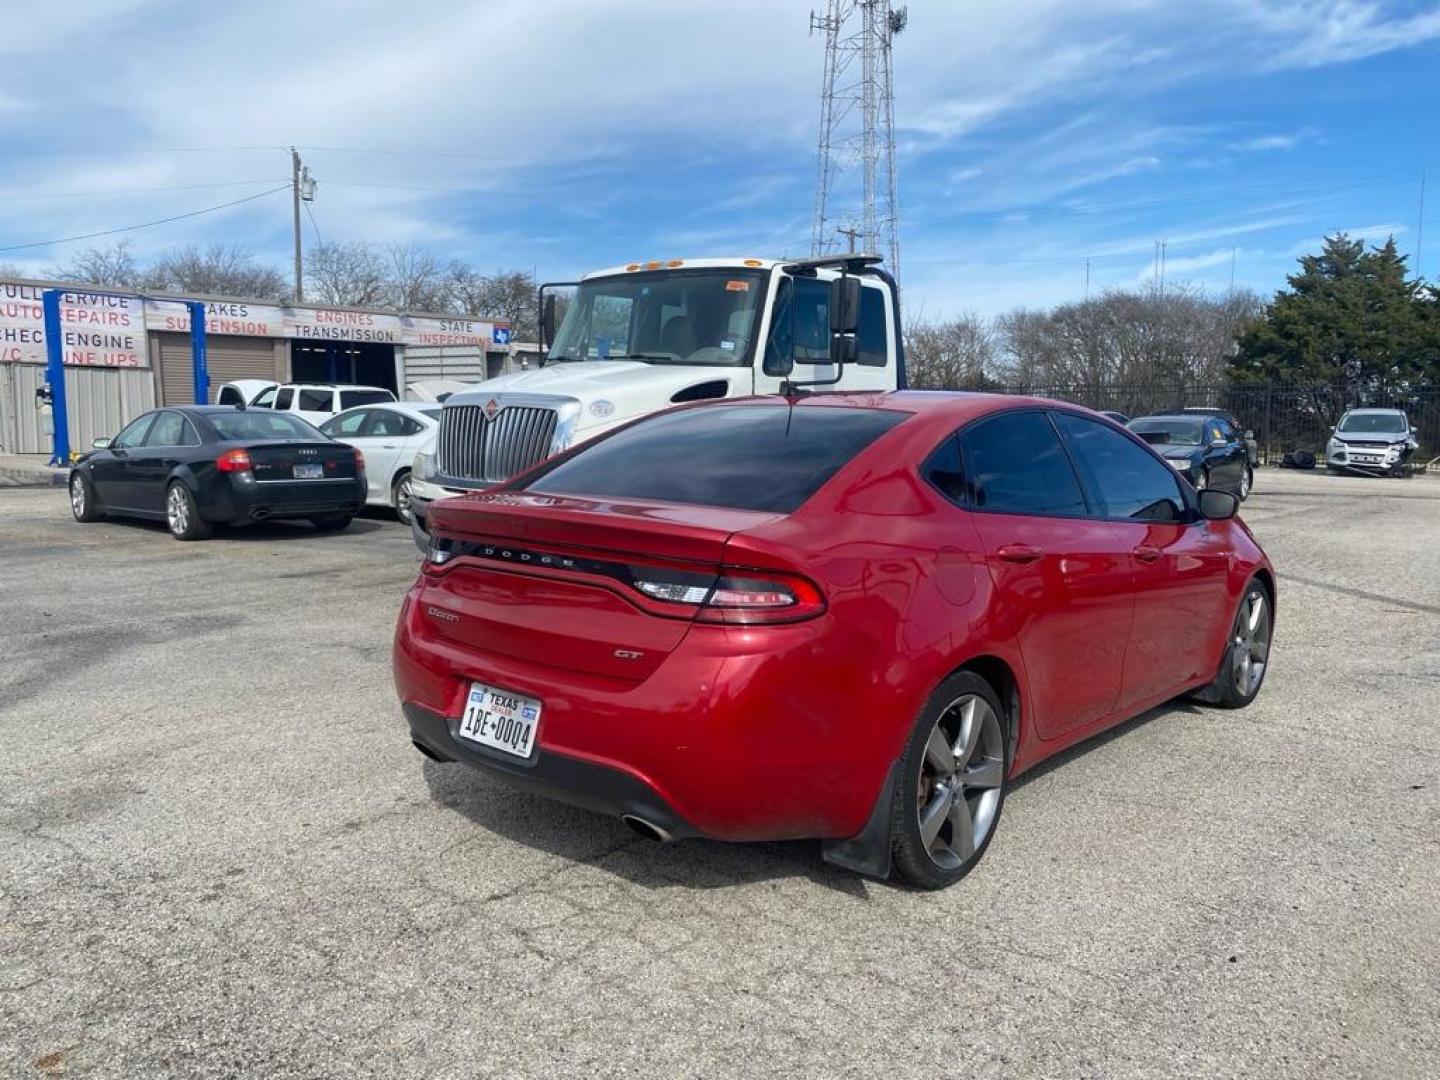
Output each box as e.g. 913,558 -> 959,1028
0,282 -> 146,366
0,280 -> 511,365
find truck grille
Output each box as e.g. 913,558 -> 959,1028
436,405 -> 560,484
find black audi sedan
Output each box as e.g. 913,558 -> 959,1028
69,406 -> 366,540
1127,413 -> 1252,499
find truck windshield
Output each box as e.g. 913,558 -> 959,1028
547,269 -> 766,368
1338,412 -> 1406,433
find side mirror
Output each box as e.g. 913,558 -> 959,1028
830,275 -> 860,335
1197,489 -> 1238,521
539,294 -> 557,349
92,437 -> 111,449
1209,438 -> 1228,448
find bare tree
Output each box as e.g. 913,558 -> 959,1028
994,285 -> 1263,407
304,241 -> 390,307
144,244 -> 287,299
449,268 -> 538,340
49,241 -> 141,288
385,243 -> 448,311
0,262 -> 22,278
905,313 -> 997,389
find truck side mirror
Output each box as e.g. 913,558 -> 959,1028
830,275 -> 860,335
539,294 -> 557,349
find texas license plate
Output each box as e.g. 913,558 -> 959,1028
457,682 -> 541,759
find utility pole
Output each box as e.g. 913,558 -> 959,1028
836,225 -> 862,252
1418,169 -> 1427,279
1229,246 -> 1237,292
290,147 -> 316,302
1084,258 -> 1090,300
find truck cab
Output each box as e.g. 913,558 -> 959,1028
408,254 -> 905,544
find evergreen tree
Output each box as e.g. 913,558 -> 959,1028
1232,233 -> 1436,390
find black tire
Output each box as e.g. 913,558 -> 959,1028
69,471 -> 103,522
311,514 -> 354,532
391,470 -> 415,525
165,480 -> 211,541
1239,465 -> 1254,501
891,671 -> 1010,890
1192,578 -> 1273,709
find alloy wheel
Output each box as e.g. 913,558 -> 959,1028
395,476 -> 414,524
70,476 -> 85,518
1240,468 -> 1252,499
915,694 -> 1005,870
1195,469 -> 1209,491
167,485 -> 189,535
1232,588 -> 1271,697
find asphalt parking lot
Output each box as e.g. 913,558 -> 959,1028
2,470 -> 1437,1079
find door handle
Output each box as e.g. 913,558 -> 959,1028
382,444 -> 398,449
1133,545 -> 1162,564
996,543 -> 1043,564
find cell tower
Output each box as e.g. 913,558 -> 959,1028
810,1 -> 906,280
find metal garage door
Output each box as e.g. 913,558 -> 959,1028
154,333 -> 284,405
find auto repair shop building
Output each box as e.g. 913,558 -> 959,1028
0,277 -> 514,454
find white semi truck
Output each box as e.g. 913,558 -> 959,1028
408,253 -> 906,545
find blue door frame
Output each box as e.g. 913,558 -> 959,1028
42,290 -> 208,465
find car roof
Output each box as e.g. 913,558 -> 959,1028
1130,413 -> 1208,423
328,401 -> 440,418
279,382 -> 392,391
1342,407 -> 1406,415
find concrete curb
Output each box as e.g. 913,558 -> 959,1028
0,466 -> 68,488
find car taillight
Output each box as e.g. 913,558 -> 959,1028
353,447 -> 365,471
631,567 -> 825,625
217,448 -> 252,472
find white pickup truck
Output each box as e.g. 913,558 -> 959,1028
408,254 -> 907,545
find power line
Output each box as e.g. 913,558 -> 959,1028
0,185 -> 290,253
0,179 -> 289,201
304,201 -> 323,247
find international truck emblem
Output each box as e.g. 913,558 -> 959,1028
483,398 -> 501,421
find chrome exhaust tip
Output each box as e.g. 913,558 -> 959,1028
622,814 -> 673,842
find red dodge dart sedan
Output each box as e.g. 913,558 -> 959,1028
394,393 -> 1274,889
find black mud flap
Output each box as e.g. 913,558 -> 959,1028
820,761 -> 898,880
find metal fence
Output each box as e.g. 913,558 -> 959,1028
986,381 -> 1440,467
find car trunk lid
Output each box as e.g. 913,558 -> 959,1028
242,440 -> 358,481
420,492 -> 780,681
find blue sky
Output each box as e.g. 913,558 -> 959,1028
1,0 -> 1438,318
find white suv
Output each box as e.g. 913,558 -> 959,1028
252,383 -> 396,427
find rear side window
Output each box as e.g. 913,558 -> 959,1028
274,387 -> 295,410
341,389 -> 395,409
217,386 -> 243,406
1052,412 -> 1186,522
958,410 -> 1087,517
527,405 -> 907,513
856,286 -> 888,367
299,389 -> 333,412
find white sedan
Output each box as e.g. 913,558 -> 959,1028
319,402 -> 441,523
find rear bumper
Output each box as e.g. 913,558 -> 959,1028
198,475 -> 366,523
392,582 -> 900,843
405,702 -> 697,838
